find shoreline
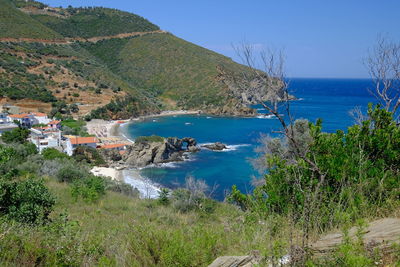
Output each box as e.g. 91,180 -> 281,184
88,109 -> 268,198
88,110 -> 200,198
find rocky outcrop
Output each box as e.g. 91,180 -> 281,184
201,142 -> 227,151
121,137 -> 199,168
215,66 -> 296,115
208,251 -> 262,267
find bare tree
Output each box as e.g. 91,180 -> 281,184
365,35 -> 400,114
220,43 -> 329,261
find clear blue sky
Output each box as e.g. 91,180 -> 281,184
42,0 -> 400,78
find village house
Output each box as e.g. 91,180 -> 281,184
0,113 -> 18,135
65,136 -> 98,156
48,120 -> 61,129
30,127 -> 62,153
31,112 -> 51,124
7,113 -> 36,128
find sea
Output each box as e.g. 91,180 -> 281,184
122,78 -> 377,200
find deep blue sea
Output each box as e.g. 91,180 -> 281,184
125,78 -> 377,200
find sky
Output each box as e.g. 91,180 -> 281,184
42,0 -> 400,78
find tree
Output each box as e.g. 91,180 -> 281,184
365,36 -> 400,115
1,127 -> 30,144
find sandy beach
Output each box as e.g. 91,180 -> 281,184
87,110 -> 198,198
90,166 -> 124,181
86,110 -> 200,144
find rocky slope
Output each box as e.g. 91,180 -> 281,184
101,137 -> 199,168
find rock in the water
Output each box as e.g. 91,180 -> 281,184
123,137 -> 200,168
201,142 -> 227,151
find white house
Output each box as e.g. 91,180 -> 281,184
48,120 -> 61,130
30,127 -> 62,153
7,113 -> 36,128
31,112 -> 51,124
0,113 -> 8,124
0,113 -> 18,135
65,136 -> 98,156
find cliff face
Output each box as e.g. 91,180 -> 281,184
122,137 -> 198,168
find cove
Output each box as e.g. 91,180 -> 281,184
125,78 -> 376,200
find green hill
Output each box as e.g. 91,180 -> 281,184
31,7 -> 160,38
0,0 -> 256,117
0,0 -> 61,39
80,34 -> 252,110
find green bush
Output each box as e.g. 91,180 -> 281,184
158,188 -> 170,205
0,176 -> 55,224
42,148 -> 69,160
56,165 -> 87,183
229,105 -> 400,228
135,135 -> 165,143
104,178 -> 140,198
73,146 -> 106,166
71,176 -> 105,202
1,127 -> 30,144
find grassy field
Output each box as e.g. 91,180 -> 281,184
0,179 -> 291,266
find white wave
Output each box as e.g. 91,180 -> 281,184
225,144 -> 251,151
152,119 -> 158,122
206,116 -> 212,119
185,122 -> 192,125
122,169 -> 160,199
256,114 -> 275,119
199,143 -> 251,152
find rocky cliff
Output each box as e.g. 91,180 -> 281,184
119,137 -> 198,168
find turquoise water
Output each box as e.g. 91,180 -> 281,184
126,78 -> 377,200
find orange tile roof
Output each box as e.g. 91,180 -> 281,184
48,120 -> 61,125
9,113 -> 30,119
32,112 -> 47,117
33,126 -> 51,130
99,143 -> 128,149
69,136 -> 98,145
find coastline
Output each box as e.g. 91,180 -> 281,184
88,110 -> 200,198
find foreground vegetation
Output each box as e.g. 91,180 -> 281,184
0,106 -> 399,266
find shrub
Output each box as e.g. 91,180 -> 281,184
56,165 -> 88,183
229,105 -> 400,228
1,127 -> 30,144
104,178 -> 140,198
158,188 -> 170,205
135,135 -> 165,143
0,176 -> 55,224
73,146 -> 106,166
170,176 -> 216,213
42,148 -> 69,160
71,176 -> 106,202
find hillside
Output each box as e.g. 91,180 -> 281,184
31,7 -> 160,39
0,0 -> 258,118
0,0 -> 61,39
80,34 -> 254,112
